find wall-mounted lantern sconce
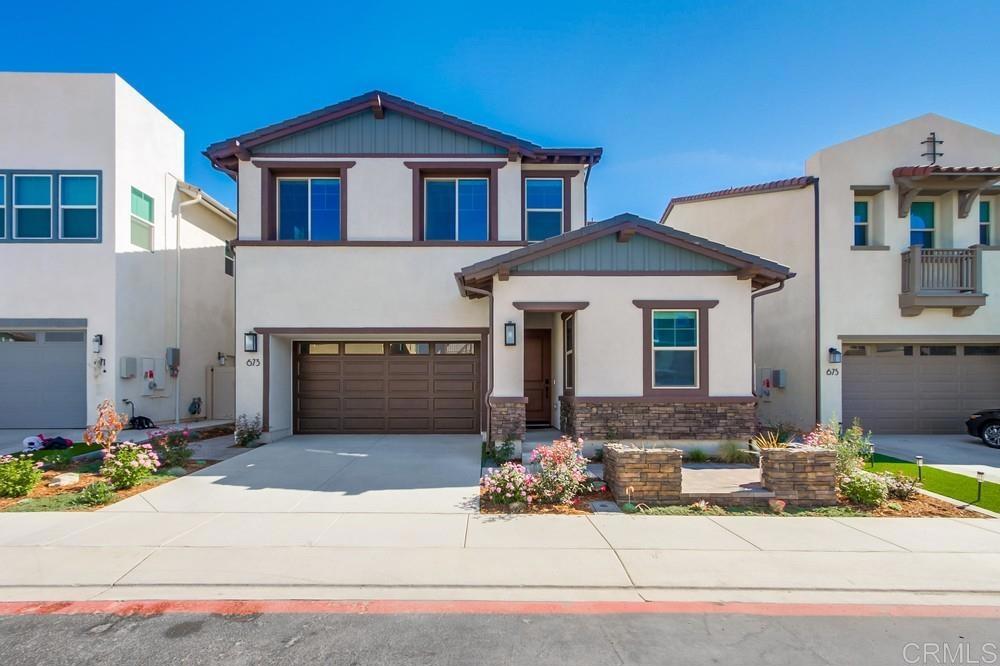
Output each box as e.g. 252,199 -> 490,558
91,334 -> 103,354
244,332 -> 259,353
218,352 -> 227,366
828,347 -> 843,364
504,321 -> 517,346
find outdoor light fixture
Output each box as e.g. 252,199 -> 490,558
828,347 -> 843,364
916,456 -> 924,482
91,334 -> 103,354
244,332 -> 259,353
504,321 -> 517,346
218,352 -> 227,366
978,471 -> 985,502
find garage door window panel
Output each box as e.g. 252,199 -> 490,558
0,331 -> 37,342
344,343 -> 385,355
965,345 -> 1000,356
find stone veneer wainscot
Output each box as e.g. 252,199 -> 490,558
489,397 -> 526,443
560,396 -> 756,440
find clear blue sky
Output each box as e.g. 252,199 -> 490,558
3,0 -> 998,219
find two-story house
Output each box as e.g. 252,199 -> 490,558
0,73 -> 237,429
206,91 -> 791,447
665,114 -> 1000,435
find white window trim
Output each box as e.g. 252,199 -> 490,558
277,176 -> 341,241
525,177 -> 564,241
909,198 -> 936,248
853,196 -> 871,246
563,313 -> 575,390
58,174 -> 99,240
130,187 -> 155,250
423,177 -> 488,241
651,309 -> 699,390
12,174 -> 53,240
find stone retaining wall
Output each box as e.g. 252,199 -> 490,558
489,398 -> 526,443
603,443 -> 682,504
559,397 -> 756,441
760,447 -> 837,506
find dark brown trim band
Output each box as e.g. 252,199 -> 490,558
512,301 -> 589,312
254,327 -> 488,336
509,270 -> 739,277
404,161 -> 507,241
632,300 -> 718,398
231,240 -> 528,248
561,395 -> 758,404
488,396 -> 529,404
521,169 -> 577,239
252,160 -> 358,170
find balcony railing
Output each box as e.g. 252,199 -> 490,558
899,246 -> 986,317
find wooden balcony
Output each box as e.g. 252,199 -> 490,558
899,246 -> 986,317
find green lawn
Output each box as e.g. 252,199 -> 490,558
870,454 -> 1000,513
27,443 -> 102,462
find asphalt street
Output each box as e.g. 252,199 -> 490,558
2,609 -> 998,665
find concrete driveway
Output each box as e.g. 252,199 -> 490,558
106,434 -> 483,514
873,434 -> 1000,483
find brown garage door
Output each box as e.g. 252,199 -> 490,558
843,343 -> 1000,433
293,341 -> 481,434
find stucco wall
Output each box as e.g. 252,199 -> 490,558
665,187 -> 815,428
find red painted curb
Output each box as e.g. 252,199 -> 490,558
0,599 -> 998,618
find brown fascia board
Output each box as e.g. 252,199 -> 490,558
660,176 -> 817,221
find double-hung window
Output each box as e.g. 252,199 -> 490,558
224,240 -> 235,276
910,201 -> 935,248
563,314 -> 575,390
524,178 -> 563,241
424,177 -> 487,241
981,200 -> 993,246
853,200 -> 869,246
131,187 -> 155,251
13,174 -> 53,239
277,177 -> 341,241
652,310 -> 698,388
59,175 -> 98,239
0,175 -> 5,239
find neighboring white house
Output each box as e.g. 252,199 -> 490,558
0,72 -> 237,429
206,90 -> 791,445
664,114 -> 1000,434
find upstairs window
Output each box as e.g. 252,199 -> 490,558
59,175 -> 98,239
652,310 -> 698,388
853,200 -> 869,246
981,200 -> 993,246
224,240 -> 234,276
277,177 -> 341,241
525,178 -> 564,241
14,174 -> 53,239
130,187 -> 155,251
0,175 -> 5,239
563,314 -> 575,390
910,201 -> 935,248
424,177 -> 487,241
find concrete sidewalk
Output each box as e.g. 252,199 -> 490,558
3,512 -> 1000,605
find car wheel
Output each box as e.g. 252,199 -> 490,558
982,422 -> 1000,449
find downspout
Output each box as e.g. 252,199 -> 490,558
750,279 -> 786,394
812,178 -> 821,426
170,177 -> 204,424
463,285 -> 494,441
583,158 -> 593,223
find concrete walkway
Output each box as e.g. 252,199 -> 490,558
2,512 -> 1000,604
874,434 -> 1000,483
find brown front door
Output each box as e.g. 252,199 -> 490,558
523,329 -> 551,424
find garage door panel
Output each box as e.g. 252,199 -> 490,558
0,331 -> 86,428
294,341 -> 479,434
845,345 -> 1000,434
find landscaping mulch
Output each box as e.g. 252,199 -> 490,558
865,492 -> 985,518
479,487 -> 614,515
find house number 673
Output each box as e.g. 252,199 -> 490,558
825,368 -> 839,376
246,358 -> 261,367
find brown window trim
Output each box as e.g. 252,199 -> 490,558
521,170 -> 577,240
563,312 -> 575,396
404,161 -> 506,241
257,160 -> 356,241
632,299 -> 718,398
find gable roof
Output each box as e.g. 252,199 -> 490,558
661,176 -> 816,220
456,213 -> 792,295
205,90 -> 602,175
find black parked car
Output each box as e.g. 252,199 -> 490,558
967,410 -> 1000,448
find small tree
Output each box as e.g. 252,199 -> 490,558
84,400 -> 128,452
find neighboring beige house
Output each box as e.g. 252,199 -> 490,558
0,73 -> 237,429
206,91 -> 791,445
665,114 -> 1000,434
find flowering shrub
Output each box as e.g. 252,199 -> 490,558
235,413 -> 263,447
839,470 -> 888,507
803,417 -> 872,477
0,454 -> 44,497
78,481 -> 116,506
481,462 -> 534,505
531,436 -> 589,505
101,442 -> 160,489
84,400 -> 128,451
150,429 -> 192,468
768,498 -> 787,514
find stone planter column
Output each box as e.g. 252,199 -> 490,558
604,444 -> 683,504
488,397 -> 527,443
760,447 -> 837,506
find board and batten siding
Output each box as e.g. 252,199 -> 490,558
511,233 -> 733,273
253,109 -> 509,155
